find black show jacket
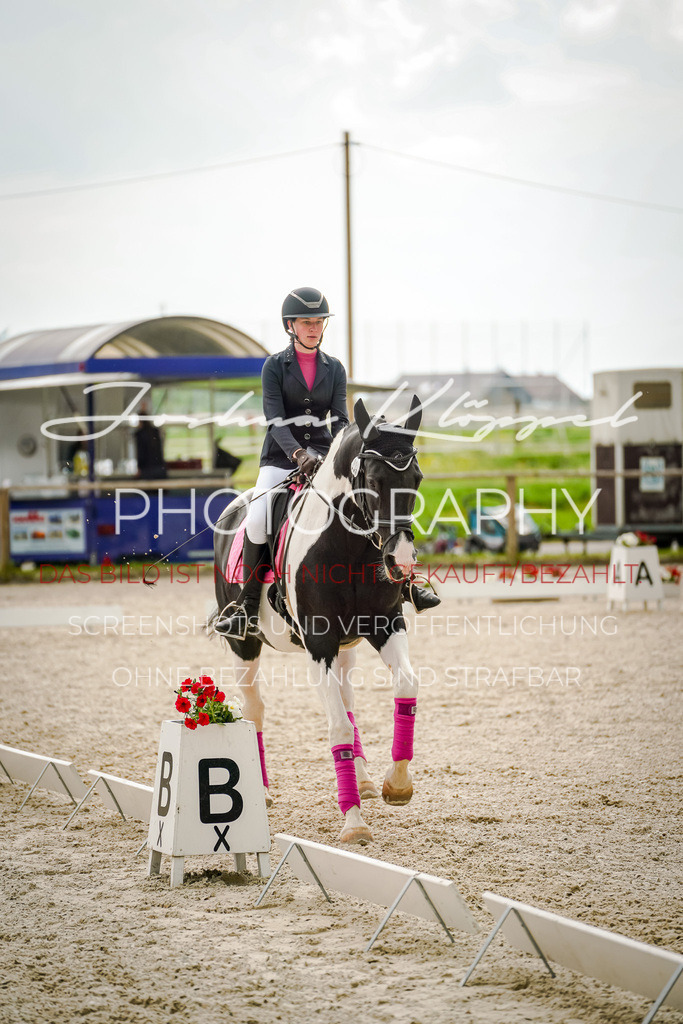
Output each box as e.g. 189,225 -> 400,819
259,343 -> 349,469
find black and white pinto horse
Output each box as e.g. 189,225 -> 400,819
209,397 -> 425,845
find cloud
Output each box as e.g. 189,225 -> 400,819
502,53 -> 637,105
560,0 -> 626,40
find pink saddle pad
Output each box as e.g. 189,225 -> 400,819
224,502 -> 296,585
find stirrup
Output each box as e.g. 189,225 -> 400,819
215,602 -> 251,640
405,573 -> 440,614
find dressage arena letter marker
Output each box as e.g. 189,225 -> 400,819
213,825 -> 231,852
157,753 -> 173,816
606,544 -> 664,611
147,720 -> 271,887
197,758 -> 243,823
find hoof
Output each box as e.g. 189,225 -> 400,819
358,780 -> 380,800
264,788 -> 274,808
382,776 -> 413,806
339,824 -> 373,846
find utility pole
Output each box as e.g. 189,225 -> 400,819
343,131 -> 354,382
582,319 -> 590,398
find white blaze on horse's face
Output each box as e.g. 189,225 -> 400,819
385,531 -> 417,579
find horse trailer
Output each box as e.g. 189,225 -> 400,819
592,368 -> 683,544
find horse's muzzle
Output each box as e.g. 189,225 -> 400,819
383,531 -> 417,581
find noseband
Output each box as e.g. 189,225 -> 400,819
349,445 -> 418,551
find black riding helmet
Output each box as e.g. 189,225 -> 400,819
282,287 -> 334,339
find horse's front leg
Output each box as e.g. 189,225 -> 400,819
232,653 -> 273,808
337,647 -> 379,800
375,630 -> 418,805
309,652 -> 373,845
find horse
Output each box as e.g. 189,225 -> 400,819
208,396 -> 425,845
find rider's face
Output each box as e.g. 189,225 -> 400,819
290,317 -> 326,349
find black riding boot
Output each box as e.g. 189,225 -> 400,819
218,538 -> 270,639
403,578 -> 441,613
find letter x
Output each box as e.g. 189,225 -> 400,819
157,821 -> 164,845
213,825 -> 230,852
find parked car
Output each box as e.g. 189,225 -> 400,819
464,505 -> 541,554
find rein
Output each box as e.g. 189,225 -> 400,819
141,470 -> 300,585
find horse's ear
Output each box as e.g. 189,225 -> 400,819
354,398 -> 380,443
404,394 -> 422,438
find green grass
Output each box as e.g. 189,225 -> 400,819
414,477 -> 596,539
413,426 -> 593,539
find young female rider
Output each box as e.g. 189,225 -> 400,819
219,286 -> 439,638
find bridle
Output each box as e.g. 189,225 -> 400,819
299,444 -> 419,552
347,444 -> 419,551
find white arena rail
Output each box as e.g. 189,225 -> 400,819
462,892 -> 683,1024
256,832 -> 478,950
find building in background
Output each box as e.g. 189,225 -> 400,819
0,315 -> 267,563
388,370 -> 586,422
592,368 -> 683,544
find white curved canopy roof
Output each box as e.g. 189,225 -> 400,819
0,315 -> 267,369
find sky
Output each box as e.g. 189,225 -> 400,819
1,0 -> 682,397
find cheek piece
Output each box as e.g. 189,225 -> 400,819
347,711 -> 366,761
256,731 -> 269,788
392,698 -> 417,762
331,744 -> 361,813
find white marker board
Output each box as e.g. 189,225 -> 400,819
607,545 -> 664,608
148,720 -> 270,859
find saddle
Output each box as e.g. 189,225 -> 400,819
224,483 -> 304,631
265,483 -> 303,629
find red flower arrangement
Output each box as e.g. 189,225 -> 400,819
174,676 -> 243,729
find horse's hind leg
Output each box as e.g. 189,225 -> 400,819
310,653 -> 373,845
233,653 -> 273,808
338,648 -> 379,800
375,630 -> 418,806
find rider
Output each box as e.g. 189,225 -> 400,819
219,286 -> 439,638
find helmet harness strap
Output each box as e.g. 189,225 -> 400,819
286,316 -> 329,350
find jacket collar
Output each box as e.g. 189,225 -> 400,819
283,342 -> 330,390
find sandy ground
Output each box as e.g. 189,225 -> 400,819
1,574 -> 682,1024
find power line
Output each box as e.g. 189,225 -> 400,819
2,136 -> 681,215
0,143 -> 336,202
360,142 -> 683,215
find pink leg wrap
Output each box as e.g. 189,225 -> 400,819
332,744 -> 361,813
392,698 -> 417,762
256,731 -> 269,788
347,711 -> 366,761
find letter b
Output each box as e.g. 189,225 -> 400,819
157,751 -> 173,816
198,758 -> 243,823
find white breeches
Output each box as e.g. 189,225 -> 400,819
244,465 -> 293,544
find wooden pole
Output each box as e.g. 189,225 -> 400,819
0,488 -> 10,576
505,473 -> 518,562
344,131 -> 354,384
